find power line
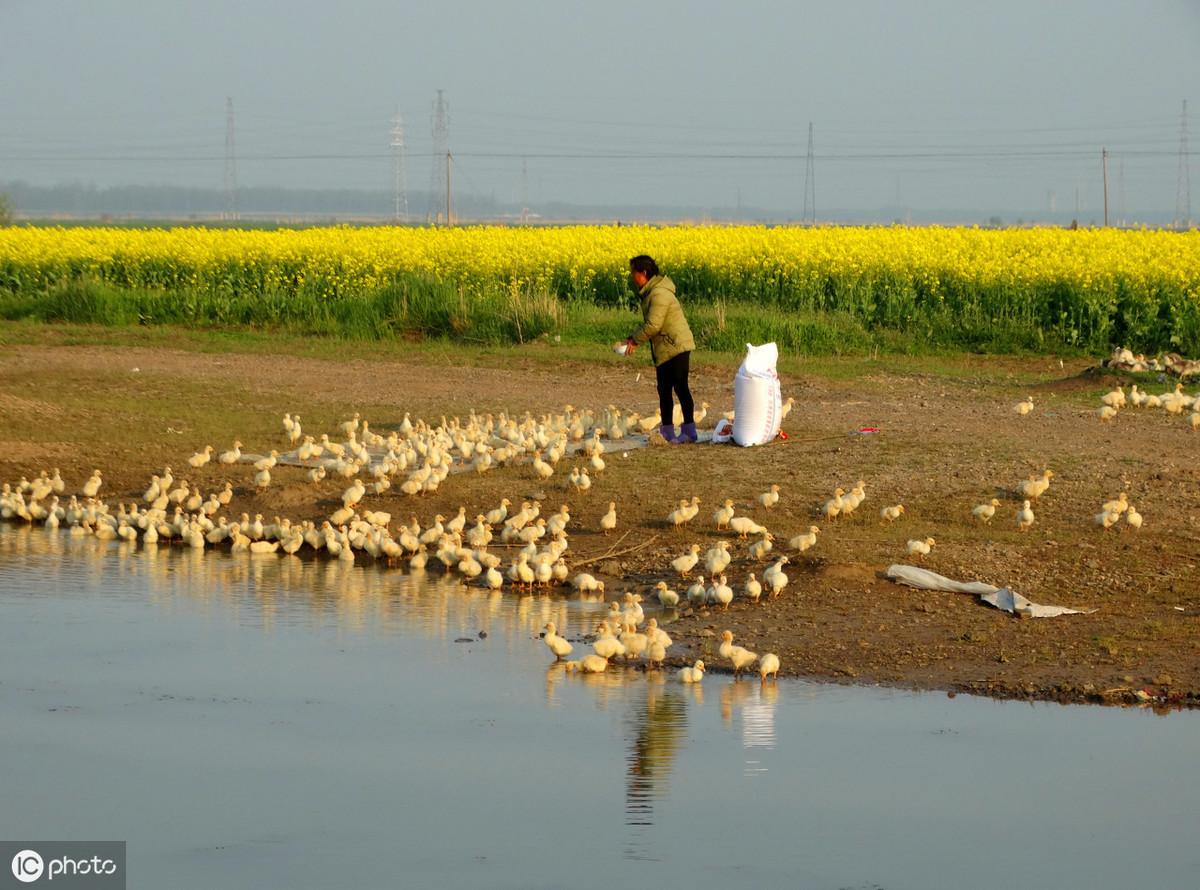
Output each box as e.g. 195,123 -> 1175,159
6,148 -> 1193,163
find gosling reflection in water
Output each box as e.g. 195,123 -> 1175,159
0,524 -> 581,647
720,676 -> 753,726
544,659 -> 632,706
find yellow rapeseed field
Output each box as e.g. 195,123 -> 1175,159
1,224 -> 1198,351
0,224 -> 1196,297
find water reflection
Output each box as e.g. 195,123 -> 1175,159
623,683 -> 688,861
723,681 -> 778,777
2,524 -> 779,801
5,523 -> 1200,890
617,675 -> 780,859
543,661 -> 633,710
0,524 -> 608,650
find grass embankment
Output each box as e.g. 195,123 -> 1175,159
0,274 -> 1121,358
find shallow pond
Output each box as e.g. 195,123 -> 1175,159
1,524 -> 1197,890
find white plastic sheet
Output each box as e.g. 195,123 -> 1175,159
885,564 -> 1094,618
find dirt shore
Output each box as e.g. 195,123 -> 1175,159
2,334 -> 1198,710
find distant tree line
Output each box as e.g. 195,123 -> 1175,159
0,180 -> 785,223
0,181 -> 507,220
1,180 -> 1178,227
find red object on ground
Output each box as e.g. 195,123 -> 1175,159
777,430 -> 789,440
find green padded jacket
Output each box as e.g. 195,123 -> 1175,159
629,275 -> 695,366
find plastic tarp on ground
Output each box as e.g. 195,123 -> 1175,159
885,564 -> 1096,618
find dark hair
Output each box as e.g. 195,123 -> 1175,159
629,255 -> 659,277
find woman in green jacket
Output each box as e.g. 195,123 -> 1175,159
624,255 -> 697,443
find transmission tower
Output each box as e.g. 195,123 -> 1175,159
1175,99 -> 1191,230
390,109 -> 409,223
520,157 -> 529,224
428,89 -> 449,224
802,122 -> 816,223
223,97 -> 238,221
1117,158 -> 1126,227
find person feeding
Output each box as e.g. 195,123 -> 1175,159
619,255 -> 698,444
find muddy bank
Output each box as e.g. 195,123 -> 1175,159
1,340 -> 1198,709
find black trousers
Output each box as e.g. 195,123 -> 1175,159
656,351 -> 695,426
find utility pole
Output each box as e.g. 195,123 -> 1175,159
802,121 -> 816,223
428,89 -> 449,224
390,109 -> 408,223
223,97 -> 238,221
1102,148 -> 1109,227
1175,99 -> 1191,230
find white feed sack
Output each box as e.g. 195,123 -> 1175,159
732,342 -> 782,447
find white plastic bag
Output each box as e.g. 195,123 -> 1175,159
732,343 -> 782,447
711,418 -> 734,444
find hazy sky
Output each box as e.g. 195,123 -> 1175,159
2,0 -> 1199,217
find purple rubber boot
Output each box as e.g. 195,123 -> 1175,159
673,422 -> 698,444
658,423 -> 677,443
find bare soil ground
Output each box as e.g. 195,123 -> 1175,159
2,337 -> 1198,710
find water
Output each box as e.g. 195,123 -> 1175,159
2,523 -> 1197,890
